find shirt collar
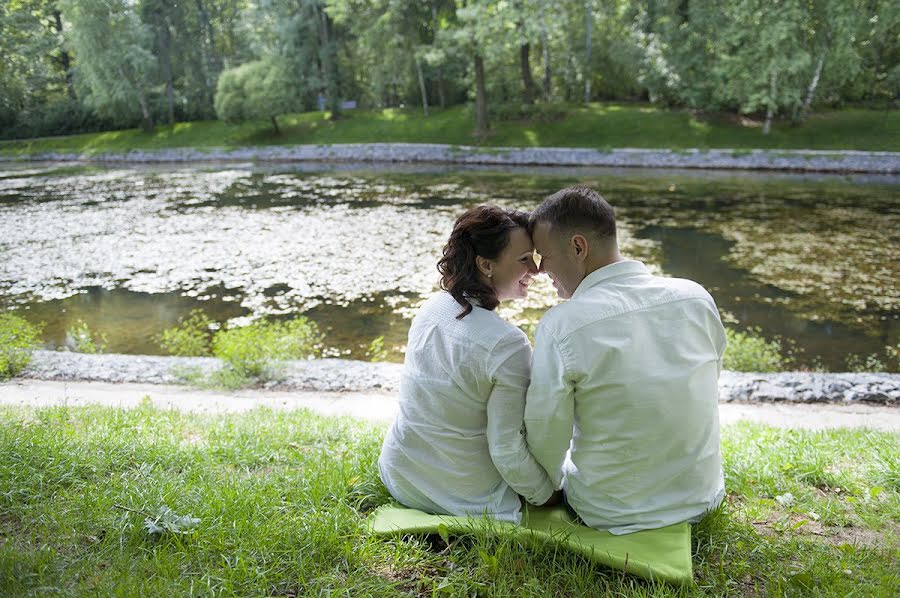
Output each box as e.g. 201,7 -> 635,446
571,260 -> 649,298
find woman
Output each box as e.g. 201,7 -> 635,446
379,205 -> 559,523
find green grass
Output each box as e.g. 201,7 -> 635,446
1,104 -> 897,156
0,405 -> 897,596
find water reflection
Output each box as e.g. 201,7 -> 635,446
7,286 -> 248,354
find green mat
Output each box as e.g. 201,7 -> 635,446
368,504 -> 693,586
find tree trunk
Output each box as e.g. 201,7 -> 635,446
318,5 -> 341,119
520,41 -> 536,105
156,15 -> 176,126
194,0 -> 220,114
271,115 -> 280,135
431,2 -> 446,108
801,53 -> 825,118
584,0 -> 592,104
120,65 -> 154,133
474,53 -> 488,135
415,55 -> 429,116
541,12 -> 551,100
52,11 -> 76,100
763,71 -> 778,135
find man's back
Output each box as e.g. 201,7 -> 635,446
525,260 -> 726,534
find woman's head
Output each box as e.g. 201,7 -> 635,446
437,205 -> 538,319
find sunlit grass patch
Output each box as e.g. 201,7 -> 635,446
2,104 -> 897,156
0,406 -> 897,596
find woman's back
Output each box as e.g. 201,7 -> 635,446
379,291 -> 532,522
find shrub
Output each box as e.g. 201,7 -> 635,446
0,313 -> 42,380
158,310 -> 214,357
364,336 -> 387,362
723,327 -> 791,372
212,317 -> 323,378
65,319 -> 107,354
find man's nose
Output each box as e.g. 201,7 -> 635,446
528,257 -> 539,274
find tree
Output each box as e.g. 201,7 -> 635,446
214,56 -> 304,133
60,0 -> 157,132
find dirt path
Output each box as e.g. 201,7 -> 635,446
1,379 -> 898,431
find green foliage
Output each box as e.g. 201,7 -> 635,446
212,317 -> 323,379
157,309 -> 214,357
60,0 -> 157,131
0,313 -> 42,380
364,336 -> 387,362
724,327 -> 791,372
65,319 -> 107,354
161,313 -> 324,387
214,57 -> 307,132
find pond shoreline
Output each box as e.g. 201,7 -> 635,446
2,143 -> 899,173
17,351 -> 900,404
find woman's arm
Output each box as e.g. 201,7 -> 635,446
485,332 -> 556,506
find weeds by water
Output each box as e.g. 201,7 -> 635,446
0,314 -> 41,380
159,313 -> 324,388
0,405 -> 896,596
64,318 -> 108,354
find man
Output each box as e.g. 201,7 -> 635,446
524,186 -> 726,535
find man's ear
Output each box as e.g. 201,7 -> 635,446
475,255 -> 493,279
571,234 -> 589,263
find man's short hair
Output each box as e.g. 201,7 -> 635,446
528,186 -> 616,240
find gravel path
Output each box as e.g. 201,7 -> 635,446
2,379 -> 899,431
3,143 -> 898,173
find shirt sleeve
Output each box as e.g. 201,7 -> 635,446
485,332 -> 555,506
524,323 -> 575,489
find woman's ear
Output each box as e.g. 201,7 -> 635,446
475,256 -> 493,279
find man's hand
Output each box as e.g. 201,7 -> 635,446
540,489 -> 563,507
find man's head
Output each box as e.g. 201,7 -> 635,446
528,186 -> 621,299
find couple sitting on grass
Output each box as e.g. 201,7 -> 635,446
379,186 -> 726,535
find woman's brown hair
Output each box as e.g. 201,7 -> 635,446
437,205 -> 529,319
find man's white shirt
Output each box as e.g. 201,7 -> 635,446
379,291 -> 555,523
525,260 -> 726,534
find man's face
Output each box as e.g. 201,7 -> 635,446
531,221 -> 584,299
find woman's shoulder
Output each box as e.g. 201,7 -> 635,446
418,292 -> 525,345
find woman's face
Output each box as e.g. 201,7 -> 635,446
484,227 -> 539,302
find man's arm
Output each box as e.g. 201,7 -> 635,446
485,333 -> 555,506
524,324 -> 575,489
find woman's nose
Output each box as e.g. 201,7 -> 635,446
529,257 -> 539,274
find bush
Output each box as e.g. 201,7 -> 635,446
364,336 -> 387,362
0,313 -> 42,380
158,310 -> 214,357
723,327 -> 791,372
212,317 -> 323,379
65,319 -> 107,354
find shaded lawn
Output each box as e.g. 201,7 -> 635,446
0,404 -> 897,596
1,104 -> 897,157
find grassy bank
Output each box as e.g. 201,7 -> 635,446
1,405 -> 897,596
1,104 -> 898,157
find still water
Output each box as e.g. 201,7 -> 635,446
1,162 -> 897,370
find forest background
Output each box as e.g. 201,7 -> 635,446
1,0 -> 897,142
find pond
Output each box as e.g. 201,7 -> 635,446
1,162 -> 897,371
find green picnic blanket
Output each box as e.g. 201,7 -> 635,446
368,504 -> 693,586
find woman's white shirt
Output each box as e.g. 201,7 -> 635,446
379,291 -> 555,523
